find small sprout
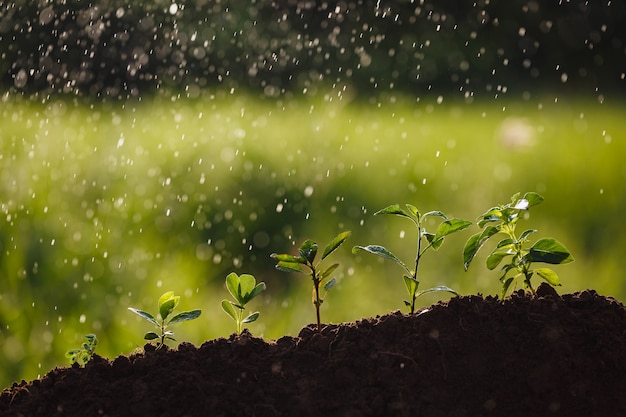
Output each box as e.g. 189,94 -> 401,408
65,334 -> 98,367
128,291 -> 201,349
221,272 -> 266,335
463,192 -> 574,298
271,231 -> 351,332
353,204 -> 471,314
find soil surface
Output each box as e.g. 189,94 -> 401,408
2,284 -> 625,417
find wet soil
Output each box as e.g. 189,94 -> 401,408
2,283 -> 625,417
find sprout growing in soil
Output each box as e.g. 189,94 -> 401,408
353,204 -> 472,314
221,272 -> 266,335
128,291 -> 201,349
271,231 -> 351,332
65,334 -> 98,367
463,192 -> 574,298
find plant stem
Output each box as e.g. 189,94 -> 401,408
409,226 -> 424,314
312,269 -> 322,332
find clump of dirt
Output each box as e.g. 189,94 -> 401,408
2,284 -> 625,416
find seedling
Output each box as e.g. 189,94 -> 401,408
463,192 -> 574,298
353,204 -> 471,314
221,272 -> 266,335
128,291 -> 201,349
271,231 -> 351,332
65,334 -> 98,367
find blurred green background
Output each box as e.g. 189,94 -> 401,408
1,94 -> 625,388
1,0 -> 626,391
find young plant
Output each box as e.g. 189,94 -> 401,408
221,272 -> 266,335
463,192 -> 574,298
65,334 -> 98,367
353,204 -> 471,314
271,231 -> 351,332
128,291 -> 201,349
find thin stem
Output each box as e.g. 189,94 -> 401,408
410,225 -> 424,314
312,268 -> 322,332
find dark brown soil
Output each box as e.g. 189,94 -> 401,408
2,284 -> 625,417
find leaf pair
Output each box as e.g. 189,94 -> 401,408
271,231 -> 351,331
221,272 -> 266,334
463,192 -> 574,297
128,291 -> 202,348
353,204 -> 471,314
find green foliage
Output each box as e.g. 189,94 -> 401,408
128,291 -> 201,349
463,192 -> 574,298
64,334 -> 98,367
353,204 -> 472,314
221,272 -> 266,335
271,231 -> 351,331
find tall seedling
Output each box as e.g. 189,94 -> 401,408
271,231 -> 351,332
353,204 -> 471,314
221,272 -> 266,335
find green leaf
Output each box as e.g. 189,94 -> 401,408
247,282 -> 266,303
527,238 -> 574,264
352,245 -> 411,274
535,268 -> 561,286
238,274 -> 257,301
242,311 -> 260,324
321,231 -> 351,260
168,309 -> 201,324
65,349 -> 80,358
416,286 -> 458,297
270,253 -> 306,263
299,240 -> 318,264
128,308 -> 159,326
275,261 -> 306,273
519,229 -> 537,241
323,277 -> 336,291
477,208 -> 503,228
403,275 -> 418,296
375,204 -> 411,218
225,272 -> 241,302
495,238 -> 515,249
486,249 -> 513,270
463,226 -> 499,270
431,219 -> 472,249
405,204 -> 420,219
158,291 -> 179,321
144,331 -> 160,341
221,300 -> 239,321
423,210 -> 448,220
501,276 -> 515,298
523,192 -> 544,208
319,263 -> 339,280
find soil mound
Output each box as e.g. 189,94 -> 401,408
2,284 -> 625,417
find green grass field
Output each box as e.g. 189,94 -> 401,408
1,93 -> 625,388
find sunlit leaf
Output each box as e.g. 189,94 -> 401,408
486,250 -> 513,270
275,261 -> 306,273
128,308 -> 159,326
321,231 -> 351,260
247,282 -> 266,303
375,204 -> 410,217
432,219 -> 472,249
519,229 -> 537,241
527,238 -> 574,264
463,226 -> 499,270
168,309 -> 201,324
158,291 -> 179,321
319,263 -> 339,280
238,274 -> 257,300
225,272 -> 241,302
415,286 -> 458,297
352,245 -> 410,274
405,204 -> 420,219
535,268 -> 560,286
403,275 -> 418,295
242,311 -> 260,324
221,300 -> 239,321
270,253 -> 306,263
523,192 -> 544,208
299,239 -> 318,264
323,277 -> 336,291
423,210 -> 447,220
144,331 -> 159,341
